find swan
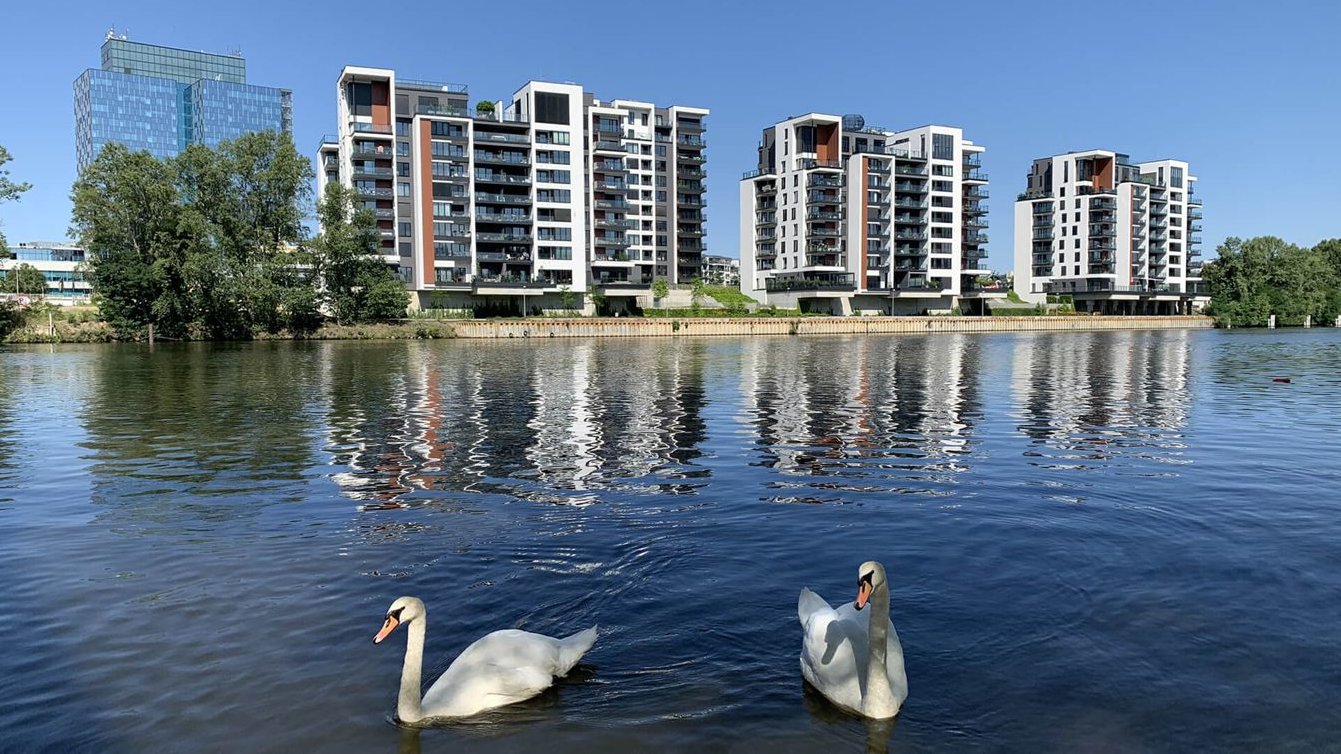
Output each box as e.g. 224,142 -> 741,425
798,560 -> 908,719
373,596 -> 598,722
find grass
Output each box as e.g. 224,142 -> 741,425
702,285 -> 756,307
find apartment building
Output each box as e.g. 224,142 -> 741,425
74,32 -> 292,170
738,114 -> 995,315
1012,150 -> 1207,314
2,242 -> 91,304
704,255 -> 740,286
316,67 -> 707,313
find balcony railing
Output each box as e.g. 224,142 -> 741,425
475,212 -> 532,223
963,170 -> 988,181
765,273 -> 855,292
475,192 -> 532,205
350,122 -> 393,134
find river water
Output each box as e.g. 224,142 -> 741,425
1,330 -> 1339,753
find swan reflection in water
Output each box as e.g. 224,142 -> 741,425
802,684 -> 900,754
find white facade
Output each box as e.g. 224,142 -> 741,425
1,242 -> 92,304
1012,150 -> 1206,314
317,67 -> 708,312
739,114 -> 997,315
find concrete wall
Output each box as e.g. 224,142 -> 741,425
451,315 -> 1213,339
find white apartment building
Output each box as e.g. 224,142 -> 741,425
739,114 -> 997,315
704,254 -> 740,286
1012,150 -> 1207,314
317,67 -> 707,313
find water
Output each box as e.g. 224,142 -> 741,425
2,330 -> 1340,753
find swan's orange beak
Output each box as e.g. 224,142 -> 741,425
855,581 -> 872,611
374,614 -> 400,644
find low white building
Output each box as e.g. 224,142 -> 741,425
1012,150 -> 1207,314
2,242 -> 92,304
704,255 -> 739,286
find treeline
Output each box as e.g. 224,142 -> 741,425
71,132 -> 406,340
1203,236 -> 1341,327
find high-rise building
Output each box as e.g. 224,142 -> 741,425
1012,150 -> 1207,314
316,67 -> 708,313
74,32 -> 293,170
738,114 -> 996,315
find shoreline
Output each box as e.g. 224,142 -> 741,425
2,315 -> 1233,345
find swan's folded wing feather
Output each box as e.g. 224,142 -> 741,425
478,663 -> 554,703
798,587 -> 832,624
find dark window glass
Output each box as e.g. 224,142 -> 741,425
932,133 -> 954,160
349,83 -> 372,116
534,92 -> 570,125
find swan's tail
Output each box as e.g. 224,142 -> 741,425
798,587 -> 829,625
556,625 -> 598,675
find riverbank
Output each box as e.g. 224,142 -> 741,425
2,320 -> 457,344
1,315 -> 1217,344
450,315 -> 1215,339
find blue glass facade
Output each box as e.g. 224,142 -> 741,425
74,38 -> 291,170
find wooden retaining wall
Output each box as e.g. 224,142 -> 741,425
450,316 -> 1215,339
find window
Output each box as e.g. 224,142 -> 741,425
538,246 -> 572,260
932,133 -> 954,160
397,162 -> 410,177
537,227 -> 572,241
537,169 -> 571,184
932,180 -> 952,192
537,189 -> 571,203
932,211 -> 952,223
1171,166 -> 1184,188
536,150 -> 571,164
399,221 -> 411,237
395,121 -> 409,137
932,164 -> 954,177
534,92 -> 570,124
396,142 -> 409,157
397,182 -> 410,197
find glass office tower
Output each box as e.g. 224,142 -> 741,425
74,34 -> 292,170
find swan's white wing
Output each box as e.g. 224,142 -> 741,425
798,587 -> 831,624
799,592 -> 866,715
421,629 -> 567,718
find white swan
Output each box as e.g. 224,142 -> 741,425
373,596 -> 598,722
798,561 -> 908,719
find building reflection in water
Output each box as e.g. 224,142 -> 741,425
740,334 -> 985,502
1010,330 -> 1192,472
323,340 -> 711,510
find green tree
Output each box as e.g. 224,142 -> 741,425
652,278 -> 669,301
71,143 -> 189,337
0,145 -> 33,255
4,263 -> 46,296
689,276 -> 706,311
310,183 -> 408,323
1204,236 -> 1341,327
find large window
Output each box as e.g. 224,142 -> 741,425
932,133 -> 954,160
534,92 -> 570,125
348,82 -> 372,116
1171,166 -> 1184,188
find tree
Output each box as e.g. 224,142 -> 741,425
71,143 -> 189,337
475,100 -> 495,115
1204,236 -> 1341,326
0,145 -> 33,255
5,263 -> 46,296
652,278 -> 669,302
310,183 -> 408,323
690,276 -> 706,310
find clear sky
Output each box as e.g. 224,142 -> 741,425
2,0 -> 1338,271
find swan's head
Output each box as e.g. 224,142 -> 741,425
373,596 -> 425,644
854,561 -> 887,611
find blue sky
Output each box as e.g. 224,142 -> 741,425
2,0 -> 1338,270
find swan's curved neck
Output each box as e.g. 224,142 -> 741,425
398,617 -> 426,723
863,581 -> 898,718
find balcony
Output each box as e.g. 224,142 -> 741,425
808,191 -> 842,204
1188,196 -> 1203,206
808,226 -> 843,238
475,212 -> 532,223
354,186 -> 394,198
678,153 -> 706,164
807,209 -> 843,220
350,122 -> 393,135
475,172 -> 531,186
797,158 -> 842,171
894,214 -> 924,225
474,152 -> 530,166
894,230 -> 927,241
742,167 -> 777,180
476,233 -> 533,244
963,170 -> 988,182
894,182 -> 928,194
476,192 -> 532,205
965,218 -> 988,230
765,273 -> 855,292
595,235 -> 632,248
594,217 -> 637,229
893,198 -> 927,209
895,278 -> 950,292
965,187 -> 989,200
1033,203 -> 1054,215
807,175 -> 843,188
894,165 -> 928,177
474,131 -> 529,145
963,232 -> 988,244
351,165 -> 393,178
677,136 -> 706,148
